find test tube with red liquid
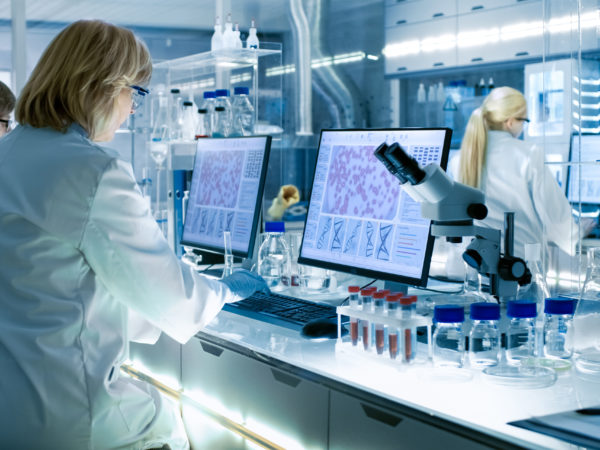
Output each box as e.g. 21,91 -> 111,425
373,291 -> 386,355
360,288 -> 375,350
347,286 -> 360,346
400,295 -> 417,362
386,295 -> 400,359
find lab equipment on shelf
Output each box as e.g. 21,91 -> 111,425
231,86 -> 255,136
543,297 -> 576,359
222,13 -> 236,49
468,302 -> 501,368
233,23 -> 242,48
257,221 -> 292,292
169,88 -> 183,141
211,16 -> 223,51
246,19 -> 259,49
506,300 -> 537,364
574,247 -> 600,376
432,305 -> 465,368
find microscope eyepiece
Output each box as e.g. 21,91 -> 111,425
382,142 -> 426,185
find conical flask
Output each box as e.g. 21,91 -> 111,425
574,247 -> 600,376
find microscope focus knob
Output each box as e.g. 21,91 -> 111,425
467,203 -> 488,220
463,249 -> 483,270
498,256 -> 527,281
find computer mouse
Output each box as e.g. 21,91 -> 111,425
300,317 -> 347,340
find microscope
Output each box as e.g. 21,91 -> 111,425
374,142 -> 531,301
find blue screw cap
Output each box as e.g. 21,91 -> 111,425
470,302 -> 500,321
234,86 -> 250,95
215,89 -> 230,97
544,298 -> 576,315
507,300 -> 537,318
203,91 -> 216,98
434,305 -> 465,323
265,221 -> 285,233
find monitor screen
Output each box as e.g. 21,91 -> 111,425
566,134 -> 600,205
298,128 -> 451,287
181,136 -> 271,258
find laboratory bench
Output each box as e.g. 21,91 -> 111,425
128,287 -> 600,450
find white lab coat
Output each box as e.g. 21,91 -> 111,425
448,130 -> 577,260
0,124 -> 239,449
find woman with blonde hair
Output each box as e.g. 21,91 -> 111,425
0,20 -> 267,449
450,86 -> 579,261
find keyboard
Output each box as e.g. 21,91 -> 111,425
221,291 -> 338,331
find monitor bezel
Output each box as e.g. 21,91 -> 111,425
297,127 -> 452,287
566,133 -> 600,206
180,135 -> 272,259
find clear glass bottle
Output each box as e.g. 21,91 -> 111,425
214,89 -> 232,136
516,243 -> 549,314
181,101 -> 196,141
200,91 -> 216,132
169,88 -> 183,141
574,247 -> 600,375
211,16 -> 223,51
468,302 -> 500,368
257,222 -> 291,292
212,106 -> 228,138
543,297 -> 576,359
348,285 -> 360,346
195,108 -> 210,139
506,300 -> 537,364
231,86 -> 255,137
246,19 -> 260,49
433,305 -> 465,368
222,13 -> 236,49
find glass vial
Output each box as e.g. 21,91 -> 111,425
506,300 -> 537,364
433,305 -> 465,368
544,298 -> 576,359
468,302 -> 500,368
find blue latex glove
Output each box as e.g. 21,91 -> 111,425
221,269 -> 271,299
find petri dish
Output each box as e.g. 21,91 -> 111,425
482,364 -> 557,389
522,357 -> 571,373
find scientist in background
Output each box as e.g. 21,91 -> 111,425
0,20 -> 267,449
0,80 -> 15,137
450,86 -> 583,261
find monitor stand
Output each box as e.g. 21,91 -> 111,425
383,280 -> 409,296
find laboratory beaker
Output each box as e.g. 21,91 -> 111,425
574,247 -> 600,376
298,264 -> 331,292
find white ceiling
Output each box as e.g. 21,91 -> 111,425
0,0 -> 381,33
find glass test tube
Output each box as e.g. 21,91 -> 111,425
386,295 -> 400,360
399,295 -> 417,362
348,286 -> 361,346
222,231 -> 233,278
373,291 -> 386,355
360,288 -> 374,350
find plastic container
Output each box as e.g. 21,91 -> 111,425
544,298 -> 576,359
231,86 -> 255,137
506,300 -> 537,364
195,108 -> 210,139
433,305 -> 465,368
257,222 -> 291,292
468,302 -> 501,368
169,88 -> 183,141
246,19 -> 260,49
222,13 -> 236,49
211,16 -> 223,51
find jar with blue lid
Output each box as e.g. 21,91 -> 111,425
506,300 -> 537,364
433,305 -> 465,368
468,302 -> 501,368
544,298 -> 576,359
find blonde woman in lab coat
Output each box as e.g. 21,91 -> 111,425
451,86 -> 580,261
0,20 -> 268,449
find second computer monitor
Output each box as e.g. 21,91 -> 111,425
566,133 -> 600,206
298,128 -> 451,287
181,136 -> 271,258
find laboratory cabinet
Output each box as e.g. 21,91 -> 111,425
384,0 -> 457,27
181,336 -> 330,450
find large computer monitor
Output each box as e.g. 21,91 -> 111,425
566,134 -> 600,207
181,136 -> 271,258
298,128 -> 452,287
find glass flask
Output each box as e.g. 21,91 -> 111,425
574,247 -> 600,375
257,221 -> 291,292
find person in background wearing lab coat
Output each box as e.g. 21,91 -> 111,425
0,80 -> 15,137
451,86 -> 584,262
0,20 -> 268,449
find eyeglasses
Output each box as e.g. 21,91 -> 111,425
0,118 -> 12,130
130,85 -> 150,111
515,117 -> 530,123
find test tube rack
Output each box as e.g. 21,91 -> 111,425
335,305 -> 433,365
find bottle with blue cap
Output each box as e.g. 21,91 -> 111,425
433,305 -> 465,368
200,91 -> 217,134
468,302 -> 501,368
506,300 -> 537,364
231,86 -> 255,137
543,298 -> 576,359
213,89 -> 232,137
257,222 -> 291,292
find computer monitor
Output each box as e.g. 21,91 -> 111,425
298,128 -> 452,287
566,134 -> 600,207
181,136 -> 271,258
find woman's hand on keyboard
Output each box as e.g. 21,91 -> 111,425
221,269 -> 271,301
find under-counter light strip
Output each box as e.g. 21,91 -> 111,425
383,11 -> 599,57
